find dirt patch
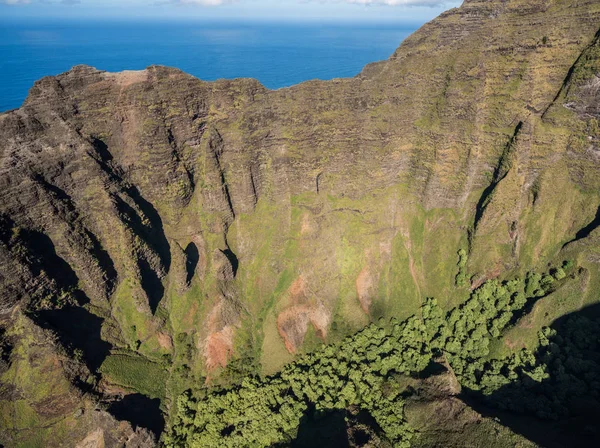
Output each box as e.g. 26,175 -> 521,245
470,264 -> 502,290
277,302 -> 330,354
356,266 -> 375,314
275,274 -> 332,353
517,301 -> 541,330
76,429 -> 105,448
354,240 -> 394,315
205,326 -> 235,370
425,216 -> 444,231
289,275 -> 308,301
156,332 -> 173,350
300,212 -> 315,236
504,337 -> 522,351
104,70 -> 148,88
277,306 -> 311,353
202,300 -> 238,371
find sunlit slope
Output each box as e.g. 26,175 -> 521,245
0,0 -> 599,446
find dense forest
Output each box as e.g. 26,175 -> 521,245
163,262 -> 600,446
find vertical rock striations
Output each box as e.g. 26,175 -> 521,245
1,0 -> 600,445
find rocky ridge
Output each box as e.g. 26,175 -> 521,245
1,0 -> 600,446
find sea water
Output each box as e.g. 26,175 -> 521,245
0,20 -> 418,112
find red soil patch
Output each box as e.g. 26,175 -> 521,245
276,275 -> 330,354
277,303 -> 330,354
203,300 -> 237,371
300,212 -> 320,239
300,212 -> 313,235
470,264 -> 502,290
289,276 -> 308,301
205,326 -> 235,370
277,306 -> 311,353
156,332 -> 173,350
356,266 -> 375,314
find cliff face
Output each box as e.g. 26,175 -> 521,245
1,0 -> 600,446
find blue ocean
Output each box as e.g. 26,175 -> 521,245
0,20 -> 417,112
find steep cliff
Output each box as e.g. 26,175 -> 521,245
1,0 -> 600,446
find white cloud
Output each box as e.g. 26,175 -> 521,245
1,0 -> 81,4
343,0 -> 445,5
171,0 -> 234,5
169,0 -> 445,6
1,0 -> 449,7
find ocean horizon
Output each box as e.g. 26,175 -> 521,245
0,19 -> 419,112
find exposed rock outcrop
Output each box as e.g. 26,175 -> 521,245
1,0 -> 600,445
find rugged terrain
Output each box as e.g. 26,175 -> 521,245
1,0 -> 600,446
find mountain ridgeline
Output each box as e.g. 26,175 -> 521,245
1,0 -> 600,447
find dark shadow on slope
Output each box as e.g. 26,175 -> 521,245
21,230 -> 80,293
463,400 -> 599,448
291,406 -> 387,448
0,327 -> 13,370
114,194 -> 169,312
208,129 -> 236,219
107,393 -> 164,438
88,136 -> 171,289
32,174 -> 118,295
563,205 -> 600,247
473,182 -> 499,233
472,122 -> 523,236
220,248 -> 239,278
82,228 -> 118,294
347,409 -> 388,447
125,186 -> 171,272
184,242 -> 199,285
0,216 -> 87,307
137,257 -> 164,314
32,173 -> 71,201
4,224 -> 113,372
0,214 -> 12,243
113,194 -> 170,274
417,358 -> 449,378
34,306 -> 112,372
292,406 -> 350,448
461,303 -> 600,448
90,136 -> 113,162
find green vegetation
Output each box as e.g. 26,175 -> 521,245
165,317 -> 425,447
3,2 -> 600,447
455,248 -> 468,287
472,316 -> 600,419
99,354 -> 168,399
164,263 -> 598,447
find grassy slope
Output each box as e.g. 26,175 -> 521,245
99,0 -> 600,422
2,1 -> 600,447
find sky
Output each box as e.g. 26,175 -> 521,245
0,0 -> 463,22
